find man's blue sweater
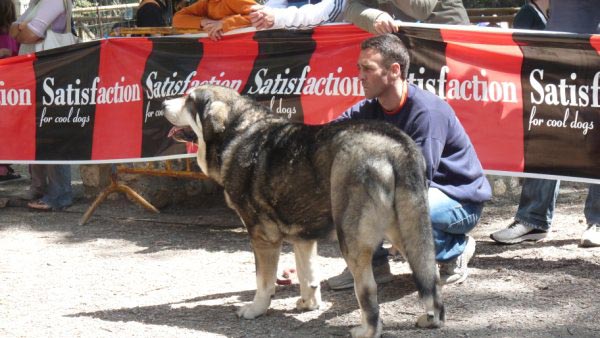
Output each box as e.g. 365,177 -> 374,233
339,83 -> 491,204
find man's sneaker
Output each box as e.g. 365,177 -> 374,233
490,221 -> 548,244
580,224 -> 600,248
439,235 -> 476,285
327,261 -> 395,290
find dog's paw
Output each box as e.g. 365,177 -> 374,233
416,312 -> 443,328
296,297 -> 321,311
236,303 -> 267,319
350,321 -> 382,338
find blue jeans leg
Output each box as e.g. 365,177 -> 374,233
584,184 -> 600,224
40,165 -> 72,209
515,178 -> 560,231
29,164 -> 47,196
430,188 -> 483,262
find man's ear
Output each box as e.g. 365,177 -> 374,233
390,62 -> 402,79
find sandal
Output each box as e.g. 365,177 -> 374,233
0,172 -> 21,182
27,199 -> 52,211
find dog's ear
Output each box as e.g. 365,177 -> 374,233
190,87 -> 214,123
206,101 -> 228,134
191,88 -> 229,141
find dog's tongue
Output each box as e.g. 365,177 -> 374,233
168,126 -> 182,138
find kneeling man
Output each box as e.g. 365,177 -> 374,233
328,34 -> 491,288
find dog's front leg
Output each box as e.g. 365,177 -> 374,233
293,240 -> 321,311
237,238 -> 281,319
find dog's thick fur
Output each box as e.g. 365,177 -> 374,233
164,85 -> 444,337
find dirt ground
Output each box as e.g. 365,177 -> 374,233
1,170 -> 599,338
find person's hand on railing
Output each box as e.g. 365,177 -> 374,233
201,18 -> 224,41
249,5 -> 275,30
9,22 -> 43,44
372,12 -> 398,35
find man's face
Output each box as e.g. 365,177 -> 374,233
357,48 -> 395,99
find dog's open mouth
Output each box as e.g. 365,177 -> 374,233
168,126 -> 198,143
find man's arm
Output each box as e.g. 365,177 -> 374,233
219,0 -> 257,32
343,0 -> 397,34
405,109 -> 446,183
335,100 -> 376,122
390,0 -> 436,21
272,0 -> 346,29
250,0 -> 344,30
412,136 -> 443,184
344,0 -> 385,33
11,0 -> 67,44
173,0 -> 208,29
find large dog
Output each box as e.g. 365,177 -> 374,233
163,85 -> 444,338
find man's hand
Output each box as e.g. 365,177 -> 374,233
201,18 -> 224,41
373,12 -> 398,35
249,5 -> 275,30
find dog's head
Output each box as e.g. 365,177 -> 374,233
163,84 -> 241,144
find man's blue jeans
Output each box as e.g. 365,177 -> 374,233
515,178 -> 600,230
30,164 -> 73,209
373,187 -> 484,264
430,188 -> 483,262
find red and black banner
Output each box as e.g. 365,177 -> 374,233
0,24 -> 598,183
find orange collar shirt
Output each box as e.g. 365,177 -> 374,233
173,0 -> 257,32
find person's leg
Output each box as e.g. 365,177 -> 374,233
40,165 -> 72,209
371,245 -> 389,266
581,184 -> 600,247
327,243 -> 394,290
29,164 -> 47,198
429,187 -> 483,262
490,178 -> 559,244
515,178 -> 560,230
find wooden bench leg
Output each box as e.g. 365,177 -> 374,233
78,172 -> 159,225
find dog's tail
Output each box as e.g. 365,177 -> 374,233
387,166 -> 445,328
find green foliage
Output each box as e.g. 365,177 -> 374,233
74,0 -> 94,8
73,0 -> 139,9
462,0 -> 524,8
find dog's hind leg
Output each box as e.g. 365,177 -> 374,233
335,202 -> 385,338
345,253 -> 382,338
237,238 -> 282,319
330,159 -> 392,337
386,191 -> 444,329
293,240 -> 321,311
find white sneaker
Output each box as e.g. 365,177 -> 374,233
580,224 -> 600,247
439,235 -> 476,285
490,221 -> 548,244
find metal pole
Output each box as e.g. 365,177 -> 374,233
96,1 -> 103,38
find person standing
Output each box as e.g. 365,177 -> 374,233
10,0 -> 75,211
136,0 -> 170,27
512,0 -> 548,30
344,0 -> 468,35
0,0 -> 22,182
327,34 -> 491,290
490,0 -> 600,247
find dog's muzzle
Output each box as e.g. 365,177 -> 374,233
168,126 -> 198,143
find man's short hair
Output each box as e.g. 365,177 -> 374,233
360,34 -> 410,80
